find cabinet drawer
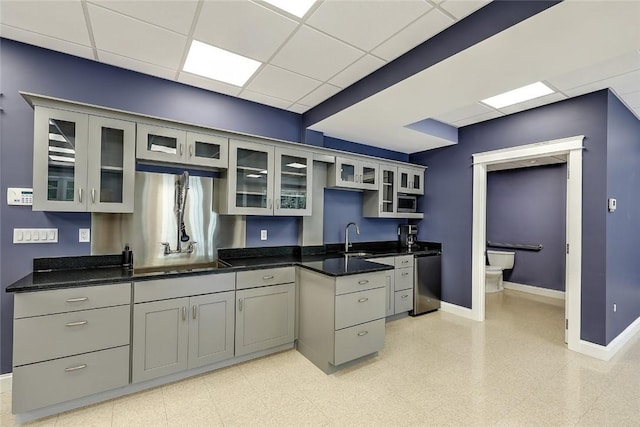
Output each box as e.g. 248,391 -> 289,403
335,272 -> 386,295
334,318 -> 385,366
134,273 -> 235,303
394,267 -> 414,291
236,267 -> 295,290
13,305 -> 130,366
335,287 -> 386,330
367,256 -> 395,267
14,283 -> 131,318
395,255 -> 414,268
12,345 -> 130,413
394,289 -> 414,313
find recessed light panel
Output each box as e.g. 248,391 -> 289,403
183,40 -> 261,87
263,0 -> 316,18
481,82 -> 554,109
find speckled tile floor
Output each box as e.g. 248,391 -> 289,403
2,289 -> 639,426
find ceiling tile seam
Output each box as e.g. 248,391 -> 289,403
568,68 -> 640,94
249,0 -> 322,23
80,0 -> 99,60
0,24 -> 96,51
173,0 -> 204,81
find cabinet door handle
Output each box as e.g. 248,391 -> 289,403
358,298 -> 369,303
357,331 -> 368,337
401,294 -> 409,299
262,275 -> 274,280
192,305 -> 197,320
401,272 -> 409,276
238,298 -> 243,312
182,306 -> 186,321
276,199 -> 280,210
401,260 -> 409,264
189,144 -> 193,158
65,364 -> 87,372
65,321 -> 88,327
358,280 -> 369,285
91,188 -> 96,204
268,199 -> 273,209
179,143 -> 183,156
66,297 -> 88,303
78,188 -> 83,203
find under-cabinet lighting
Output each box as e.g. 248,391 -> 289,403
183,40 -> 261,87
48,155 -> 75,163
48,133 -> 68,143
286,162 -> 307,169
481,82 -> 554,109
246,174 -> 262,178
263,0 -> 315,18
48,146 -> 75,155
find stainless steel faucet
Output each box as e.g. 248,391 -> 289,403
345,222 -> 360,253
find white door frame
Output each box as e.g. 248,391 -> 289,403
471,136 -> 584,351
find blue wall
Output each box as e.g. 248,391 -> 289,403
487,164 -> 567,291
410,90 -> 610,345
605,93 -> 640,343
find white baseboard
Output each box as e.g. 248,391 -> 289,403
440,301 -> 475,320
0,373 -> 12,393
570,315 -> 640,361
503,281 -> 565,300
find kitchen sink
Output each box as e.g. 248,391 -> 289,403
133,259 -> 231,275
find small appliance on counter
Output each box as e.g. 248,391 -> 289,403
398,224 -> 418,249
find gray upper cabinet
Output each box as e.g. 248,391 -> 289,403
33,107 -> 135,212
328,157 -> 379,190
398,166 -> 424,195
363,165 -> 397,218
137,123 -> 228,169
217,140 -> 312,216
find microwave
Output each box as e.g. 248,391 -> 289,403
397,194 -> 417,212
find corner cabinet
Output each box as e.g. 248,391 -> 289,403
328,157 -> 379,190
216,139 -> 312,216
136,123 -> 228,169
33,107 -> 135,212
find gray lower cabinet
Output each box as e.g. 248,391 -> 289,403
132,290 -> 235,383
368,255 -> 415,316
297,269 -> 386,373
235,282 -> 296,356
12,283 -> 131,413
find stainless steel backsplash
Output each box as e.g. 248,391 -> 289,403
92,171 -> 245,268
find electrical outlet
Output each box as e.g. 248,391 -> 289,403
260,230 -> 267,241
79,228 -> 91,243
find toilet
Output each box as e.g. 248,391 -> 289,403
485,250 -> 515,293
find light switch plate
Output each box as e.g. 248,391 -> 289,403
13,228 -> 58,243
260,230 -> 267,240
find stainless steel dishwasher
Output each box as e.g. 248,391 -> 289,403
410,252 -> 441,316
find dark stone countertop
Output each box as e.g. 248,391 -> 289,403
6,241 -> 441,293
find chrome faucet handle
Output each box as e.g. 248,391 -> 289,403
160,242 -> 171,255
187,241 -> 197,253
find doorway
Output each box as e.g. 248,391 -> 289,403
471,136 -> 583,351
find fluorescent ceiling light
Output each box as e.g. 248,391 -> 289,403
183,40 -> 261,87
48,146 -> 75,154
246,174 -> 262,178
49,155 -> 75,163
286,162 -> 307,169
263,0 -> 315,18
481,82 -> 554,109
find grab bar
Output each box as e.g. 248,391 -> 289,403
487,241 -> 543,251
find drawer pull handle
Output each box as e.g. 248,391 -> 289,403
358,280 -> 369,285
65,321 -> 88,327
192,305 -> 197,320
65,364 -> 87,372
66,297 -> 88,303
401,272 -> 409,276
182,306 -> 187,321
357,331 -> 368,337
358,298 -> 369,303
262,275 -> 275,280
401,294 -> 409,299
401,260 -> 409,264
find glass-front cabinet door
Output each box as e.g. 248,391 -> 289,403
359,161 -> 379,190
136,123 -> 186,164
274,147 -> 313,216
228,139 -> 274,215
33,107 -> 88,211
380,166 -> 396,215
87,116 -> 136,212
186,132 -> 228,168
335,157 -> 358,187
398,167 -> 424,195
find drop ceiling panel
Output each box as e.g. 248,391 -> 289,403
306,0 -> 433,52
178,72 -> 242,97
563,69 -> 640,98
434,103 -> 495,124
0,24 -> 95,60
88,3 -> 187,69
98,50 -> 176,80
88,0 -> 197,35
245,65 -> 321,103
498,92 -> 568,115
194,1 -> 298,62
372,8 -> 454,61
239,90 -> 292,109
0,0 -> 91,46
288,103 -> 312,114
547,51 -> 640,91
452,110 -> 503,127
623,90 -> 640,109
297,84 -> 342,106
270,26 -> 363,82
439,0 -> 491,20
328,54 -> 386,88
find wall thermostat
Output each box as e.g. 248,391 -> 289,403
608,198 -> 617,212
7,188 -> 33,206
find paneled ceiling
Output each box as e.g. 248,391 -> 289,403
2,0 -> 639,154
